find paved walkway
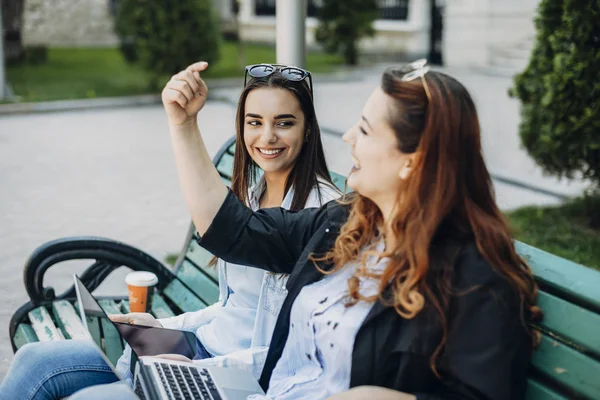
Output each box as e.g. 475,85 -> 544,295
0,64 -> 587,379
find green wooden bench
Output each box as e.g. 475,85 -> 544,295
8,136 -> 600,399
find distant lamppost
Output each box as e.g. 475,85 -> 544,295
0,2 -> 6,98
276,0 -> 306,68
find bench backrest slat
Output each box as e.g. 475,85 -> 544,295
151,293 -> 177,319
329,171 -> 346,193
12,324 -> 38,349
536,291 -> 600,358
74,300 -> 102,348
531,333 -> 600,399
526,379 -> 568,400
162,279 -> 208,313
98,300 -> 125,365
52,300 -> 88,340
185,241 -> 218,282
175,260 -> 220,305
216,152 -> 235,179
516,241 -> 600,312
28,306 -> 65,342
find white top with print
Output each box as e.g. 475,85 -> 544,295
249,239 -> 388,400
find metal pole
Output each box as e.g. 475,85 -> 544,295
276,0 -> 306,68
0,2 -> 6,99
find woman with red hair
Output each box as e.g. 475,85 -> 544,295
158,60 -> 541,400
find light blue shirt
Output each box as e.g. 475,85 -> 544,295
249,240 -> 388,400
157,177 -> 341,379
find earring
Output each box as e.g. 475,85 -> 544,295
399,158 -> 413,179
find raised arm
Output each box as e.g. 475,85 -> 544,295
162,61 -> 228,236
198,191 -> 329,274
163,62 -> 332,273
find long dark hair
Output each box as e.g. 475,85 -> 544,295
231,72 -> 334,211
316,68 -> 542,374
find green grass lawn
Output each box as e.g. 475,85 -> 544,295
6,42 -> 343,102
507,197 -> 600,270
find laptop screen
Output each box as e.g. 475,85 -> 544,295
73,275 -> 198,361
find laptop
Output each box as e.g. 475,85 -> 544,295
73,274 -> 265,400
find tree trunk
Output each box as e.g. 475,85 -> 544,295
2,0 -> 25,63
344,42 -> 358,65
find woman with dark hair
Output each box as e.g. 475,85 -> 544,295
0,64 -> 340,399
148,59 -> 540,400
108,64 -> 341,381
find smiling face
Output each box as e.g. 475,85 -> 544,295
343,87 -> 416,208
243,87 -> 306,178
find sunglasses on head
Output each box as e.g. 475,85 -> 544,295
244,64 -> 313,99
395,59 -> 432,102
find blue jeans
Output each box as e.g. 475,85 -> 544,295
0,338 -> 213,399
68,381 -> 138,400
0,340 -> 120,400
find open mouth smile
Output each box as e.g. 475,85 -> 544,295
257,148 -> 286,159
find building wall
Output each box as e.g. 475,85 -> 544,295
22,0 -> 119,47
236,0 -> 431,60
443,0 -> 539,71
21,0 -> 224,48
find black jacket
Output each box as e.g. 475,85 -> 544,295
198,190 -> 531,400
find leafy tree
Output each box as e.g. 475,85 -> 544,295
114,0 -> 220,86
314,0 -> 378,65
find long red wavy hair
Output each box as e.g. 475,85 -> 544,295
315,68 -> 542,374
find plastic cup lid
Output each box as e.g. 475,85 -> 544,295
125,271 -> 159,287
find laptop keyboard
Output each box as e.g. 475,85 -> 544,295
155,362 -> 222,400
134,378 -> 148,400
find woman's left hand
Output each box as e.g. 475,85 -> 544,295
153,354 -> 193,363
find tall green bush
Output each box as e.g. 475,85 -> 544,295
315,0 -> 378,65
511,0 -> 599,225
114,0 -> 220,86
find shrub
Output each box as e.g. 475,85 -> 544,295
510,0 -> 600,225
23,45 -> 48,65
314,0 -> 378,65
114,0 -> 221,85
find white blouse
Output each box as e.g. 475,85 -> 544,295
249,239 -> 388,400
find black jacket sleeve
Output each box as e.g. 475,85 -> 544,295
417,244 -> 531,400
197,189 -> 329,274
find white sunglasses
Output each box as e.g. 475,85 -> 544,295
397,59 -> 432,101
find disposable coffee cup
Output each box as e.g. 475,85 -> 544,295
125,271 -> 158,313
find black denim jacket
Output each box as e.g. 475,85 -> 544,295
197,190 -> 531,400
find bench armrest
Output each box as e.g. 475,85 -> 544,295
23,237 -> 175,304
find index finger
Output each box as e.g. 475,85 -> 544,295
186,61 -> 209,73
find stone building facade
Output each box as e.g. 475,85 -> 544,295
227,0 -> 539,73
22,0 -> 119,47
443,0 -> 539,73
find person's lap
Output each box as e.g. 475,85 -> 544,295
68,381 -> 138,400
0,339 -> 119,400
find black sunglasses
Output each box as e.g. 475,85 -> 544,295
244,64 -> 313,98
